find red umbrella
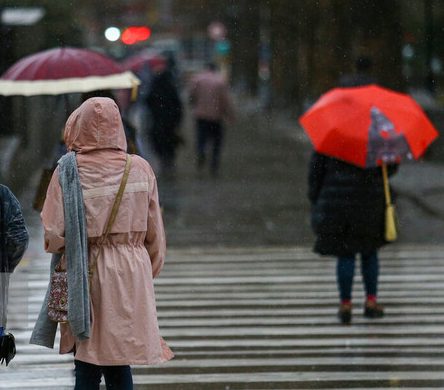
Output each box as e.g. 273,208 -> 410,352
299,84 -> 439,168
0,47 -> 139,96
121,52 -> 167,74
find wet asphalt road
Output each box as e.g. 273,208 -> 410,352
157,109 -> 314,249
152,106 -> 444,250
11,100 -> 444,252
4,103 -> 444,389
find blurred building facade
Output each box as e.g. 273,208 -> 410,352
0,0 -> 443,189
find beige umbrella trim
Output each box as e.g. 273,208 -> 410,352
0,71 -> 140,97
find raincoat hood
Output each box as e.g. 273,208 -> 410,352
64,97 -> 127,153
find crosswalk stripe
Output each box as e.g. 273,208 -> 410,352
1,246 -> 444,389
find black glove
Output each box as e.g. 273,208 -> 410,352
0,332 -> 16,366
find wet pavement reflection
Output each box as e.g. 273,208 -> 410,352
155,111 -> 312,248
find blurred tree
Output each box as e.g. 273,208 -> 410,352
2,0 -> 439,110
348,0 -> 404,90
268,0 -> 302,107
225,1 -> 260,95
267,0 -> 404,110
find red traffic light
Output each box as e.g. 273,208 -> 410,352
121,26 -> 151,45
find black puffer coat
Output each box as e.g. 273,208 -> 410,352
308,152 -> 397,256
0,184 -> 29,273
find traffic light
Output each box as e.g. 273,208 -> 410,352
121,26 -> 151,45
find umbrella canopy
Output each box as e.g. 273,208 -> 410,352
299,84 -> 439,168
0,47 -> 140,96
121,52 -> 167,75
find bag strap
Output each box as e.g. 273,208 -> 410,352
381,163 -> 391,206
89,154 -> 132,281
101,154 -> 132,240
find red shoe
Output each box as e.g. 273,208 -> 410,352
338,303 -> 352,324
364,300 -> 384,319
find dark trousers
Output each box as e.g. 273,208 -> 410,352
336,251 -> 379,301
196,119 -> 223,174
74,360 -> 133,390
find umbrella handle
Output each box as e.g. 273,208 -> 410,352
131,82 -> 138,102
382,163 -> 391,206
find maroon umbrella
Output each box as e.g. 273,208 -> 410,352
121,52 -> 167,74
0,47 -> 139,96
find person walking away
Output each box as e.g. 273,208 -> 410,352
308,152 -> 397,324
188,62 -> 235,177
0,184 -> 29,337
33,89 -> 139,213
30,97 -> 173,389
145,66 -> 183,178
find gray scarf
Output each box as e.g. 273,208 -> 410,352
30,152 -> 90,348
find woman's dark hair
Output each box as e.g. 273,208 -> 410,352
81,89 -> 115,102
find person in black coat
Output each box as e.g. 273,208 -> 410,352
308,152 -> 397,324
1,184 -> 29,336
145,68 -> 183,178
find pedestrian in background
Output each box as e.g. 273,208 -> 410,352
145,65 -> 183,178
30,97 -> 173,389
0,184 -> 29,336
308,152 -> 397,324
188,62 -> 235,177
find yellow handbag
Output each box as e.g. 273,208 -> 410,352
382,163 -> 397,242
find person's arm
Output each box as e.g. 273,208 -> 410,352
145,175 -> 166,278
4,188 -> 29,272
41,167 -> 65,253
308,152 -> 327,204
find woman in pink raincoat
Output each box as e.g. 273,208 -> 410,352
40,97 -> 173,389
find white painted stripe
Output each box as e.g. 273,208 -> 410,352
6,245 -> 444,389
128,371 -> 444,384
167,337 -> 444,348
1,371 -> 444,388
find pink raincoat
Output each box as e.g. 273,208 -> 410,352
41,97 -> 173,365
